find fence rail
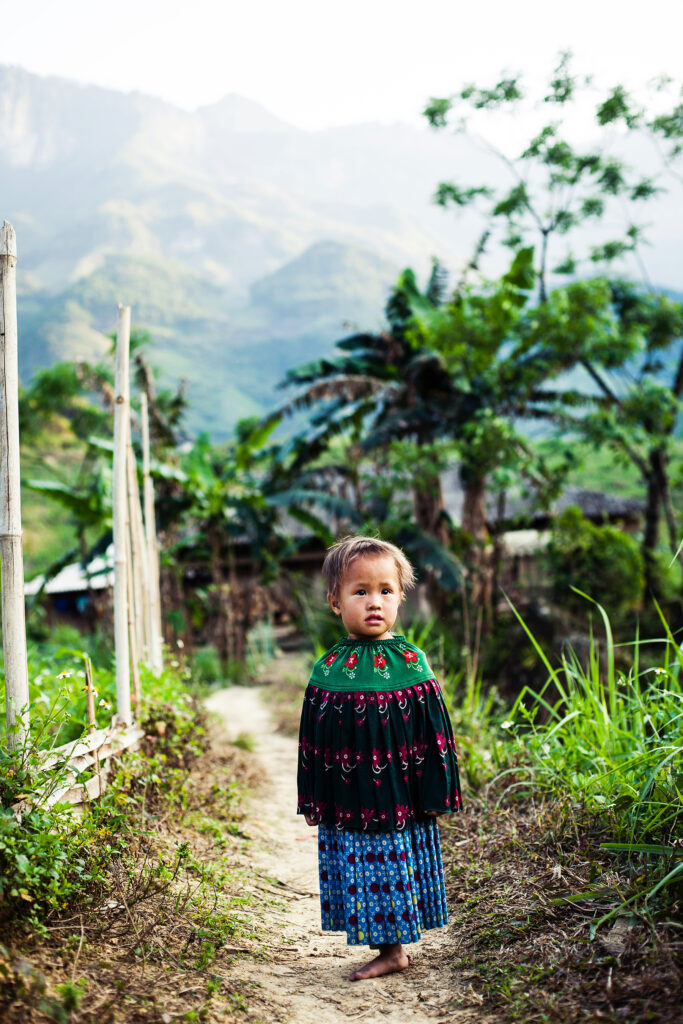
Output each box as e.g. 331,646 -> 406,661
11,721 -> 145,818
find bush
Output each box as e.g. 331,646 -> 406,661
0,658 -> 204,935
191,645 -> 223,686
545,506 -> 644,617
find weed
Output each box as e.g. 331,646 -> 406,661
233,731 -> 256,752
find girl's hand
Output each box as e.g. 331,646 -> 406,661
304,812 -> 319,826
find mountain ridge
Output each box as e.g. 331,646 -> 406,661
3,64 -> 682,438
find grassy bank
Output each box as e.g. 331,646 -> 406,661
0,655 -> 271,1023
442,603 -> 683,1022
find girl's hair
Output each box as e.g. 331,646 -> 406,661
323,535 -> 417,597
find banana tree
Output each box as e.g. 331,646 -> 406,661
278,251 -> 568,619
170,420 -> 358,660
280,263 -> 462,548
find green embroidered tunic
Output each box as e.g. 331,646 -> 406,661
297,636 -> 462,832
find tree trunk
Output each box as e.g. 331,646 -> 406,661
461,470 -> 493,628
412,470 -> 450,615
159,548 -> 192,655
208,525 -> 232,664
413,470 -> 449,547
642,449 -> 667,599
229,545 -> 244,664
490,491 -> 506,625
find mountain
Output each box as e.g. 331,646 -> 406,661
2,65 -> 682,438
0,65 -> 486,436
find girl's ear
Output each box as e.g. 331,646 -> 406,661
327,591 -> 342,616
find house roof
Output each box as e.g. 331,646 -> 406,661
25,548 -> 114,597
500,529 -> 550,556
440,469 -> 644,527
24,473 -> 644,597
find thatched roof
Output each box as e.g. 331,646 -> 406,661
440,469 -> 644,529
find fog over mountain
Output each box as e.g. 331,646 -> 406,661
1,65 -> 681,437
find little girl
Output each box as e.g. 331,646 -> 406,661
297,535 -> 462,982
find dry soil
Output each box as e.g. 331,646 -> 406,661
205,683 -> 493,1024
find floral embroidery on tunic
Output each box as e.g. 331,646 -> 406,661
399,646 -> 423,671
298,638 -> 463,832
321,652 -> 338,676
342,651 -> 359,679
373,650 -> 390,679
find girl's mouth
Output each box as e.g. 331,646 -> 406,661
365,616 -> 383,624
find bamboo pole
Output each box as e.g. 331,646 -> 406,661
113,305 -> 132,725
126,439 -> 146,662
133,476 -> 152,664
140,393 -> 163,673
0,221 -> 29,748
84,657 -> 96,731
126,501 -> 141,708
83,655 -> 103,804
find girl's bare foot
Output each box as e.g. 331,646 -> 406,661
349,943 -> 411,982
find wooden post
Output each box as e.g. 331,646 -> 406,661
140,393 -> 163,673
133,473 -> 152,665
126,502 -> 142,708
84,655 -> 101,783
113,305 -> 132,725
0,221 -> 29,747
126,439 -> 146,663
84,656 -> 96,731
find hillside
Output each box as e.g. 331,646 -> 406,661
2,64 -> 683,436
0,65 -> 484,434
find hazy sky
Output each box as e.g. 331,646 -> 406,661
2,0 -> 682,130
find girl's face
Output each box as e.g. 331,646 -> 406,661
328,554 -> 402,640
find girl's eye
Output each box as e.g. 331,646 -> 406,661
355,589 -> 366,595
382,588 -> 392,594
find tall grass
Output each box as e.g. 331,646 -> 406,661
501,596 -> 683,916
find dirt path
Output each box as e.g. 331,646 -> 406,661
205,681 -> 492,1024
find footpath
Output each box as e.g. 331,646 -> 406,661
205,679 -> 492,1024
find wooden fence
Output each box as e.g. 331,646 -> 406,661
1,220 -> 164,808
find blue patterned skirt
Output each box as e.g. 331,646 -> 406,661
317,819 -> 448,946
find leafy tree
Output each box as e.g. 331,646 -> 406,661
19,361 -> 111,444
279,263 -> 467,600
595,75 -> 683,188
424,52 -> 668,301
20,330 -> 189,629
424,56 -> 683,599
279,252 -> 584,619
20,361 -> 116,592
169,418 -> 358,659
565,284 -> 683,598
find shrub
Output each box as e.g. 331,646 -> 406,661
0,660 -> 204,935
545,506 -> 644,616
188,644 -> 223,686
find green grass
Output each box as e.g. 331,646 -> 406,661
492,597 -> 683,918
0,656 -> 204,934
